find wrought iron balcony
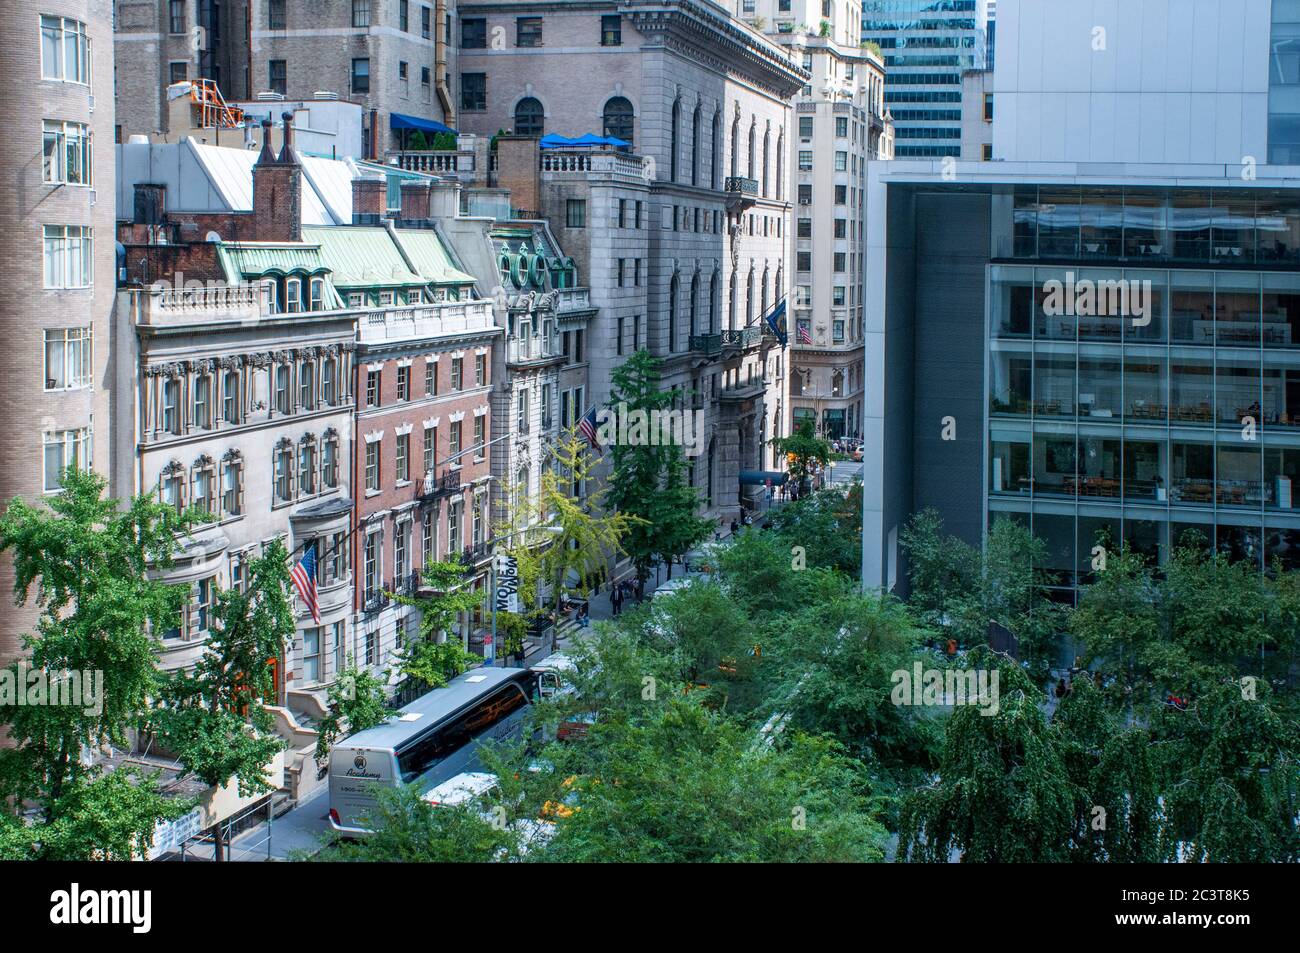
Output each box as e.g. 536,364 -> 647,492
724,176 -> 759,211
689,333 -> 722,356
721,327 -> 762,353
418,469 -> 461,502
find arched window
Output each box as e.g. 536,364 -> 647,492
670,99 -> 680,181
709,272 -> 718,332
689,273 -> 700,337
691,104 -> 701,186
775,130 -> 785,200
761,267 -> 769,320
747,121 -> 755,180
745,268 -> 755,326
730,113 -> 739,177
728,268 -> 738,330
711,109 -> 721,189
602,97 -> 634,145
514,97 -> 544,136
668,274 -> 679,352
761,127 -> 770,197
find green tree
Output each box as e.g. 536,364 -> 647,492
899,507 -> 980,629
314,784 -> 515,862
604,351 -> 711,596
315,656 -> 392,765
634,579 -> 751,687
392,556 -> 482,696
537,701 -> 887,862
770,417 -> 831,494
151,540 -> 296,860
1070,542 -> 1161,705
0,469 -> 197,857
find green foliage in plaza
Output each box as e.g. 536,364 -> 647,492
630,579 -> 752,686
315,784 -> 516,863
150,540 -> 296,860
604,350 -> 712,596
315,656 -> 392,765
0,469 -> 199,857
764,482 -> 863,574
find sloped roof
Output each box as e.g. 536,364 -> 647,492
217,242 -> 329,284
189,142 -> 337,225
300,226 -> 424,288
394,228 -> 476,285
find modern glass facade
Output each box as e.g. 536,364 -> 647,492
1270,0 -> 1300,164
863,0 -> 988,158
987,186 -> 1300,601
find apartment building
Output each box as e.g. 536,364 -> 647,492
862,0 -> 989,159
114,0 -> 457,155
746,0 -> 892,442
861,0 -> 1300,600
0,2 -> 117,666
456,0 -> 805,515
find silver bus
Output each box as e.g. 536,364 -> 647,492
328,667 -> 536,835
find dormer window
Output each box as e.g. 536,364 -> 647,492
408,288 -> 423,304
379,290 -> 395,306
310,277 -> 325,310
286,277 -> 303,313
263,279 -> 279,313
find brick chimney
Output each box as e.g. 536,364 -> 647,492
399,179 -> 434,222
352,176 -> 387,225
252,114 -> 302,242
494,135 -> 540,216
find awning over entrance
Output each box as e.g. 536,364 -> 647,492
739,470 -> 788,486
538,133 -> 629,149
390,112 -> 457,136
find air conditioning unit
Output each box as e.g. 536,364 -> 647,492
88,189 -> 96,207
313,90 -> 339,100
256,91 -> 286,102
88,93 -> 95,113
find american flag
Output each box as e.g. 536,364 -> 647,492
578,407 -> 603,455
797,322 -> 813,345
290,544 -> 321,624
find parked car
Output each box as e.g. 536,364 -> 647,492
852,444 -> 865,462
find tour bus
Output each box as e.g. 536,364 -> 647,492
328,667 -> 537,835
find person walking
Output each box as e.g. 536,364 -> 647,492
611,583 -> 623,617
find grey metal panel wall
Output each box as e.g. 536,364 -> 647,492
910,192 -> 990,550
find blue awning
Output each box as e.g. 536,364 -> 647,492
390,112 -> 457,136
739,470 -> 788,486
539,133 -> 630,150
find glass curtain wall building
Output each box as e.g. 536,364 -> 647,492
862,0 -> 989,158
989,186 -> 1300,600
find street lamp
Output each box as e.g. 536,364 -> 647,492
487,522 -> 563,667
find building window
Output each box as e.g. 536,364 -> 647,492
161,378 -> 181,434
425,359 -> 438,395
516,16 -> 542,47
514,97 -> 544,135
269,60 -> 287,95
447,500 -> 462,553
461,17 -> 486,47
399,0 -> 409,32
421,5 -> 431,38
321,359 -> 336,407
601,14 -> 621,45
566,199 -> 586,228
193,373 -> 212,429
41,16 -> 91,84
268,0 -> 286,30
196,576 -> 215,633
273,364 -> 290,415
983,143 -> 993,161
274,443 -> 293,502
43,426 -> 91,493
835,151 -> 848,171
602,97 -> 634,145
396,433 -> 410,483
352,0 -> 371,28
364,532 -> 380,602
192,461 -> 214,515
473,416 -> 485,457
397,364 -> 410,401
423,425 -> 436,474
302,628 -> 322,684
159,465 -> 183,513
798,184 -> 812,205
44,327 -> 92,391
394,522 -> 408,586
449,420 -> 462,460
299,361 -> 314,409
42,120 -> 91,186
351,58 -> 370,94
322,435 -> 339,489
42,225 -> 93,289
222,456 -> 242,516
365,440 -> 380,491
461,73 -> 486,111
167,1 -> 185,34
169,61 -> 188,84
367,369 -> 381,407
475,353 -> 487,386
298,439 -> 316,495
451,357 -> 463,390
984,93 -> 994,122
422,508 -> 436,563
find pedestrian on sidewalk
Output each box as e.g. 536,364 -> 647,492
611,584 -> 623,617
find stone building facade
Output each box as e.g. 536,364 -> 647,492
0,0 -> 117,666
457,0 -> 806,516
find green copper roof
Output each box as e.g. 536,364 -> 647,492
393,228 -> 476,285
217,243 -> 329,284
300,226 -> 424,289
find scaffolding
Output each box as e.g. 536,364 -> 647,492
188,77 -> 245,130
